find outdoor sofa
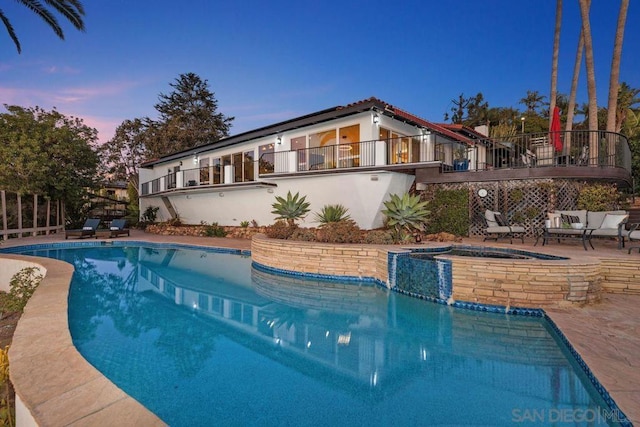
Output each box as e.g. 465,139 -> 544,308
545,209 -> 629,249
65,218 -> 101,239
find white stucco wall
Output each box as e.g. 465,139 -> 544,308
140,171 -> 415,229
0,257 -> 45,293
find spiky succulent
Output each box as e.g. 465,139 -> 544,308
313,204 -> 351,226
382,193 -> 430,240
271,191 -> 311,226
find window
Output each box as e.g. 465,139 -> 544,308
212,158 -> 222,184
309,129 -> 336,169
291,136 -> 306,171
309,129 -> 336,148
243,150 -> 255,181
258,143 -> 274,174
233,153 -> 243,182
199,158 -> 210,184
338,124 -> 360,167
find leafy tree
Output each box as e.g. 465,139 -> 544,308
1,0 -> 85,53
148,72 -> 234,157
98,118 -> 147,197
0,105 -> 99,223
444,92 -> 488,127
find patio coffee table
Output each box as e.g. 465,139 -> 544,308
535,227 -> 596,250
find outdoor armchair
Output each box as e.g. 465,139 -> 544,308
483,210 -> 525,244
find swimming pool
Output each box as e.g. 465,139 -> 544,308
10,243 -> 626,426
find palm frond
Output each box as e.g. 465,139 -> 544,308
0,10 -> 22,53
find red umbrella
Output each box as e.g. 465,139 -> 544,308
550,106 -> 562,152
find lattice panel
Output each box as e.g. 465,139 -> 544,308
419,179 -> 588,238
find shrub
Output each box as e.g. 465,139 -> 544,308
313,204 -> 351,225
165,214 -> 183,227
1,267 -> 43,315
424,189 -> 469,237
0,345 -> 11,425
265,220 -> 298,239
316,220 -> 362,243
363,229 -> 395,245
240,220 -> 250,228
290,228 -> 317,242
271,191 -> 311,226
382,193 -> 429,242
577,184 -> 626,211
202,222 -> 227,237
141,206 -> 159,223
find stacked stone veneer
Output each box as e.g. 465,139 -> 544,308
252,234 -> 389,283
251,235 -> 639,309
450,257 -> 601,308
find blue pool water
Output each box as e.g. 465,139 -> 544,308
10,243 -> 626,426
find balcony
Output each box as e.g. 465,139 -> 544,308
139,130 -> 632,197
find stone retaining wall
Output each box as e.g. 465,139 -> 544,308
252,235 -> 640,309
251,234 -> 389,283
450,257 -> 601,308
599,258 -> 640,293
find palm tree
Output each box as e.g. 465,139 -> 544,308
616,82 -> 640,132
519,90 -> 547,115
578,0 -> 598,165
1,0 -> 85,53
549,0 -> 562,131
605,0 -> 629,133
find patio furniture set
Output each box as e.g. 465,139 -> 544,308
484,209 -> 639,252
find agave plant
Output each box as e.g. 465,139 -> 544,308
313,204 -> 351,225
271,191 -> 311,226
382,192 -> 430,240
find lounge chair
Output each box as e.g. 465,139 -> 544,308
65,218 -> 101,239
627,223 -> 640,254
101,219 -> 130,238
483,210 -> 525,244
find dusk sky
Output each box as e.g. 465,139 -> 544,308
1,1 -> 638,143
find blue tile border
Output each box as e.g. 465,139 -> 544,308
251,261 -> 383,287
543,315 -> 632,426
1,240 -> 631,424
0,240 -> 252,257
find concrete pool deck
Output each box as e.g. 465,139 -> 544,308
1,230 -> 638,425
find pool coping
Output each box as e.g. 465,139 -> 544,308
2,240 -> 633,426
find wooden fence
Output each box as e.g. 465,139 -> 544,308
0,190 -> 64,241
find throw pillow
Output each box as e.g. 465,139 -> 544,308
82,226 -> 93,230
110,226 -> 119,231
600,214 -> 628,229
493,213 -> 508,226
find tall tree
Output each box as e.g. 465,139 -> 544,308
549,0 -> 562,130
565,8 -> 586,135
99,119 -> 148,197
1,0 -> 85,53
605,0 -> 629,133
578,0 -> 597,131
151,72 -> 234,156
578,0 -> 598,165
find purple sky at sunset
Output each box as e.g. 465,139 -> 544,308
1,1 -> 638,143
